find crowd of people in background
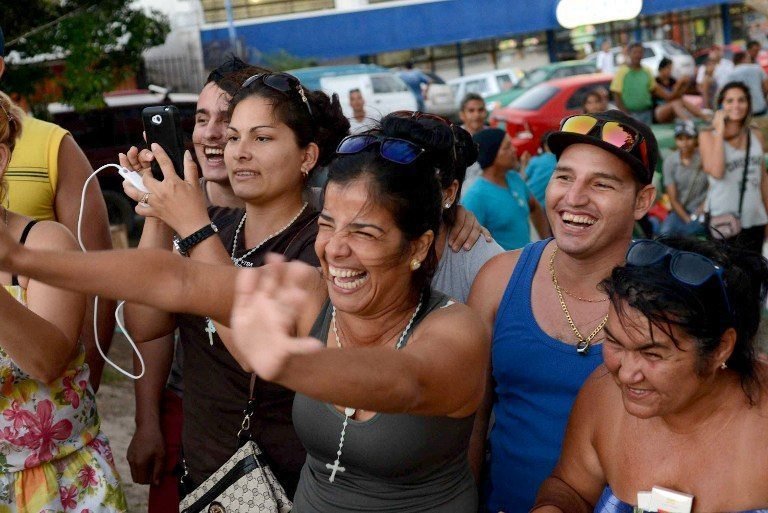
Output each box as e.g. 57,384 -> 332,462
0,20 -> 768,513
591,38 -> 768,248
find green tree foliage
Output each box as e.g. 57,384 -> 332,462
261,49 -> 316,72
2,0 -> 170,111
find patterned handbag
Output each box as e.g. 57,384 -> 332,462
179,376 -> 293,513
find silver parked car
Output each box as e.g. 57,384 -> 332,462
423,72 -> 458,119
448,68 -> 523,109
588,40 -> 695,79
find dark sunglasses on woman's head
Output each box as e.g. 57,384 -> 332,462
241,72 -> 314,118
560,114 -> 650,170
625,239 -> 734,324
389,110 -> 459,163
336,134 -> 425,165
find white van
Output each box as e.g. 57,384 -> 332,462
319,73 -> 418,121
448,68 -> 523,108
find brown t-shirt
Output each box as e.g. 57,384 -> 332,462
179,205 -> 319,496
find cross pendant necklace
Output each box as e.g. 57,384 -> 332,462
204,318 -> 216,346
325,406 -> 355,482
325,297 -> 422,483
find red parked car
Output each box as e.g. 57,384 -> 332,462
489,73 -> 613,156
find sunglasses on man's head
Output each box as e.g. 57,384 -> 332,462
336,134 -> 425,165
560,114 -> 649,169
241,72 -> 314,118
625,239 -> 734,326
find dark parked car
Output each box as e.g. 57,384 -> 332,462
50,90 -> 198,233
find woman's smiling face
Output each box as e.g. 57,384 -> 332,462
602,302 -> 715,420
316,178 -> 430,315
224,95 -> 307,204
721,86 -> 750,124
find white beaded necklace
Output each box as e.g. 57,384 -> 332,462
203,202 -> 309,346
325,295 -> 422,483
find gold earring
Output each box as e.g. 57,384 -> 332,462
410,259 -> 421,271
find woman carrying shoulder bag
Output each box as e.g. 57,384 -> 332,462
699,81 -> 768,253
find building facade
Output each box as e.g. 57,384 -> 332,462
198,0 -> 758,78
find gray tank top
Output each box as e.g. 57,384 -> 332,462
291,290 -> 477,512
707,130 -> 768,229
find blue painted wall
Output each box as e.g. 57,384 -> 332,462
200,0 -> 738,62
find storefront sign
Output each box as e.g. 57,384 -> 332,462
556,0 -> 643,29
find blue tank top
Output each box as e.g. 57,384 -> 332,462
482,239 -> 604,511
595,486 -> 768,513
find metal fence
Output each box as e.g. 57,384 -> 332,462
144,53 -> 206,94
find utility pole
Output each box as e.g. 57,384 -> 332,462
224,0 -> 238,57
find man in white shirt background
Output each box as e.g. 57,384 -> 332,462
596,39 -> 616,74
697,45 -> 734,97
347,88 -> 376,134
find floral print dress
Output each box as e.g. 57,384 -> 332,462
0,284 -> 127,513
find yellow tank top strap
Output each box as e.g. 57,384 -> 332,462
3,284 -> 27,305
6,117 -> 69,221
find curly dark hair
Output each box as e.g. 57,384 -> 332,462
375,114 -> 477,227
601,237 -> 768,404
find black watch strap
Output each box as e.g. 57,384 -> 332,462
174,222 -> 219,257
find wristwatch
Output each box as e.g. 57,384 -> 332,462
173,222 -> 219,257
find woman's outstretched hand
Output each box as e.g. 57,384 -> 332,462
230,254 -> 323,379
119,144 -> 210,237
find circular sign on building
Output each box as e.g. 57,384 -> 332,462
556,0 -> 643,29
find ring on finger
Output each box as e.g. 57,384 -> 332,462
139,192 -> 151,207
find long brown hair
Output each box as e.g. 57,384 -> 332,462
0,91 -> 24,153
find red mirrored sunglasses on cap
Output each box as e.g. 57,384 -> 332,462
559,115 -> 650,169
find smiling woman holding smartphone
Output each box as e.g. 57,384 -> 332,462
698,81 -> 768,253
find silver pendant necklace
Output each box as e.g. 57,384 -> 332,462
203,202 -> 308,346
230,202 -> 308,267
325,295 -> 422,482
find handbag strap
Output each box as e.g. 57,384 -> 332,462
179,374 -> 262,499
737,129 -> 752,216
237,374 -> 259,444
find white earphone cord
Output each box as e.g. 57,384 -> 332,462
78,163 -> 145,380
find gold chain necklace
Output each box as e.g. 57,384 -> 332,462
549,247 -> 608,354
559,284 -> 608,303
